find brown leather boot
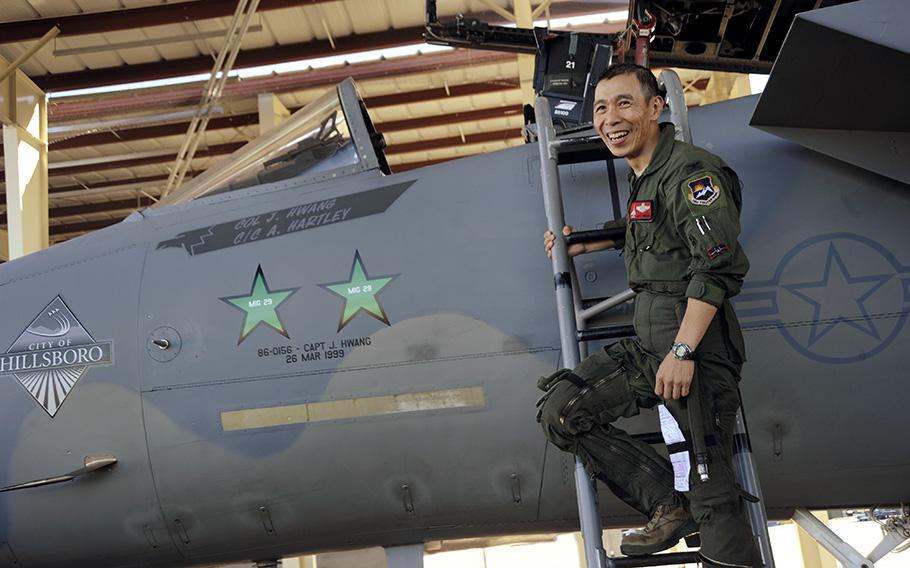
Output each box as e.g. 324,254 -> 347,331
620,502 -> 699,556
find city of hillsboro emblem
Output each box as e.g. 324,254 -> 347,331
0,296 -> 113,417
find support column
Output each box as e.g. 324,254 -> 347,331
702,71 -> 752,105
258,92 -> 290,136
0,229 -> 8,261
514,0 -> 537,105
384,544 -> 424,568
2,55 -> 48,259
794,511 -> 838,568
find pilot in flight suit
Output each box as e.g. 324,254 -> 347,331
537,63 -> 760,567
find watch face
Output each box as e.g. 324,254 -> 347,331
673,344 -> 689,359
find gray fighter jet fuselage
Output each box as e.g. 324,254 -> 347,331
1,63 -> 909,568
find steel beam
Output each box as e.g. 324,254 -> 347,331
47,51 -> 515,121
46,104 -> 522,150
49,218 -> 122,236
378,106 -> 523,132
2,60 -> 49,259
792,509 -> 873,568
46,173 -> 200,195
363,80 -> 519,108
49,115 -> 259,150
393,156 -> 472,172
258,93 -> 290,136
385,128 -> 522,155
0,197 -> 154,225
0,0 -> 331,44
4,142 -> 243,179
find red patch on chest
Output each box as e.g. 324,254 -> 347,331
629,200 -> 654,222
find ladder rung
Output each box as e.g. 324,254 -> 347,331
577,325 -> 636,342
607,552 -> 702,567
566,227 -> 626,245
551,135 -> 613,165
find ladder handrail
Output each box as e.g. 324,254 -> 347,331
535,95 -> 608,568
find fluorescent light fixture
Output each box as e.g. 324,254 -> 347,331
234,43 -> 453,79
47,10 -> 626,100
49,43 -> 454,100
49,73 -> 212,99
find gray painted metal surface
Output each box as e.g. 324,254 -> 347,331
0,79 -> 908,567
750,0 -> 910,184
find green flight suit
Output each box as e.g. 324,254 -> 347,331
537,123 -> 759,566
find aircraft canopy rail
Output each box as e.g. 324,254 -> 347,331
154,78 -> 386,208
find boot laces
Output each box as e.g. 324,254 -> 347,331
644,504 -> 673,533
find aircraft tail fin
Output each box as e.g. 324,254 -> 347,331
750,0 -> 910,185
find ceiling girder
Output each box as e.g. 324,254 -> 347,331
0,0 -> 334,44
385,128 -> 523,155
49,218 -> 121,236
46,173 -> 201,195
47,50 -> 515,121
0,197 -> 155,225
0,142 -> 244,179
48,104 -> 523,150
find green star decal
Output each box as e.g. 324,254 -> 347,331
220,265 -> 299,344
320,250 -> 399,332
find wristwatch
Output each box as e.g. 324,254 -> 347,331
670,341 -> 694,361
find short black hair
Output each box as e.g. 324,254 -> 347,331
597,63 -> 663,100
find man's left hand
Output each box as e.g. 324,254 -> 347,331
655,353 -> 694,400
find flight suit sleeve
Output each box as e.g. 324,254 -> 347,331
603,217 -> 627,249
667,167 -> 748,307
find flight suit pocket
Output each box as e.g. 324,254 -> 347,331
572,352 -> 639,426
543,352 -> 636,435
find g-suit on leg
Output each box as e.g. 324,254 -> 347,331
537,293 -> 759,566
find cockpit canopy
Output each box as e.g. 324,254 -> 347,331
154,78 -> 389,207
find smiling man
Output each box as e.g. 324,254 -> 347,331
539,63 -> 758,567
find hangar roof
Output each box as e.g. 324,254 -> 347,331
0,0 -> 850,243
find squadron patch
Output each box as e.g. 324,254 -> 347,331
687,176 -> 721,206
629,200 -> 654,222
707,243 -> 730,260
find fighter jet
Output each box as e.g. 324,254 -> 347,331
0,1 -> 908,567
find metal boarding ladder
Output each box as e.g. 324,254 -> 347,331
532,70 -> 775,568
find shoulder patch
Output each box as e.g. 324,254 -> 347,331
687,175 -> 721,207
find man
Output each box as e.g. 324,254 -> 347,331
538,63 -> 759,567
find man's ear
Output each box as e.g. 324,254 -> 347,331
650,95 -> 665,120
